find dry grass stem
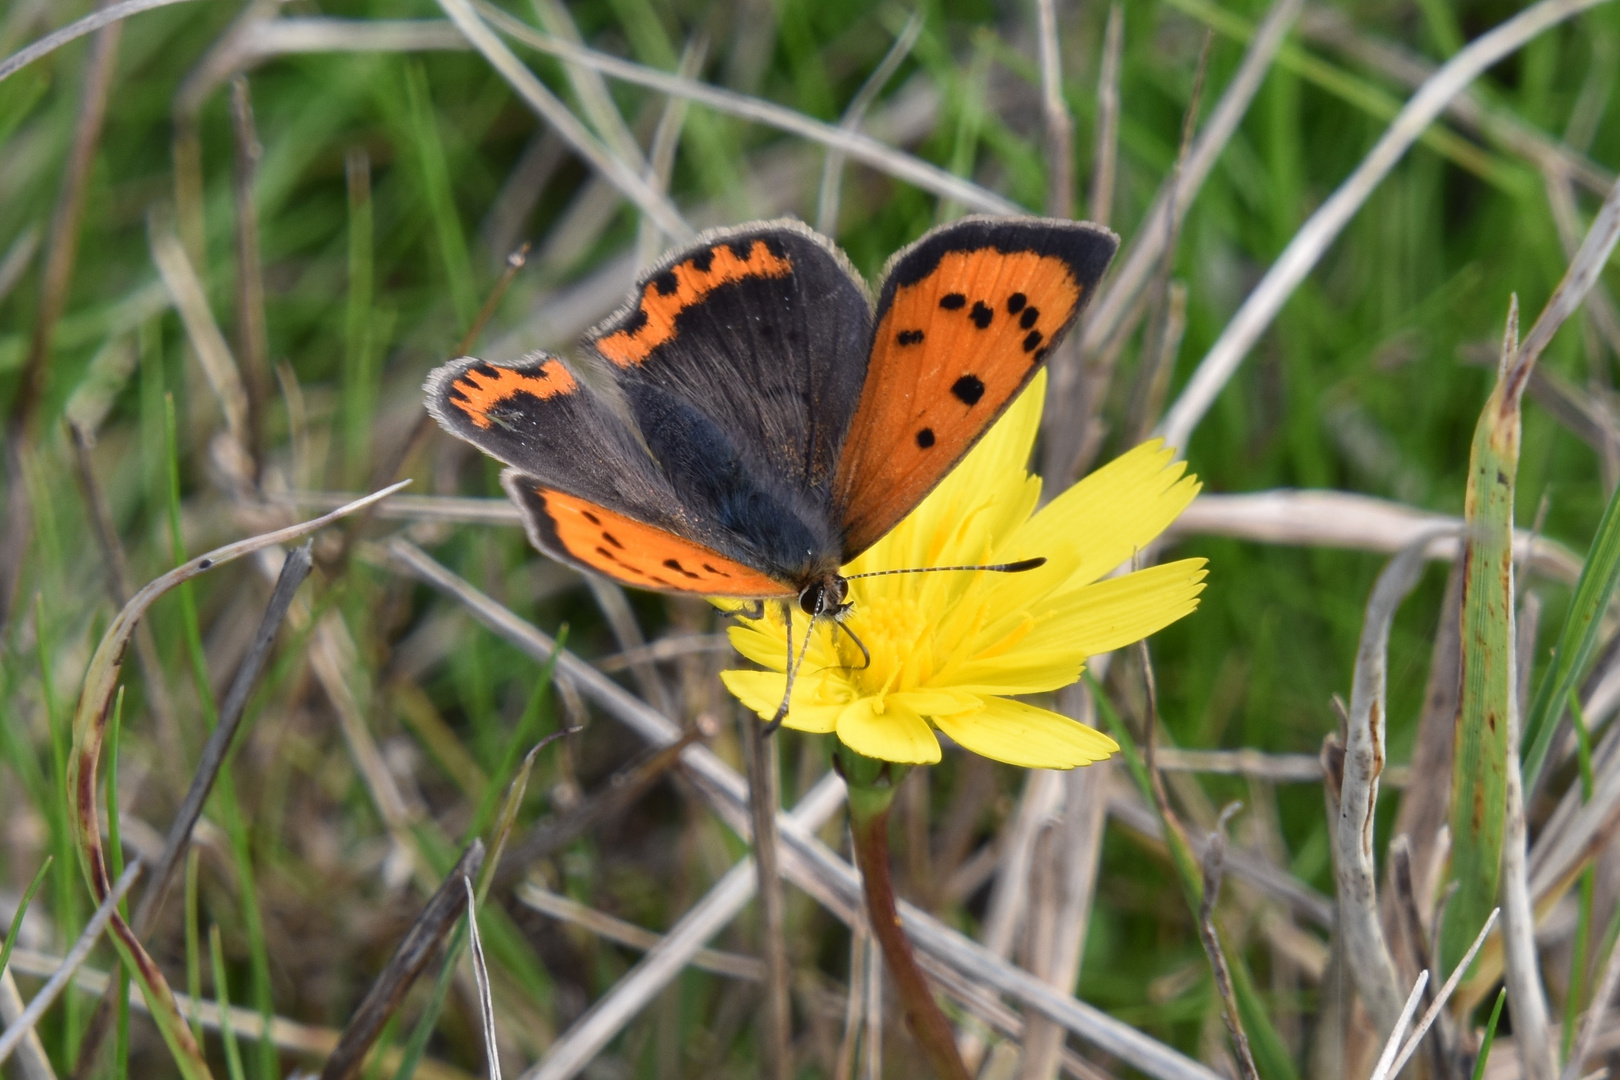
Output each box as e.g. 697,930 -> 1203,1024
1197,803 -> 1260,1080
1170,491 -> 1582,582
1366,971 -> 1429,1080
1035,0 -> 1072,218
1158,0 -> 1611,453
0,0 -> 196,85
469,1 -> 1024,216
465,878 -> 501,1080
513,885 -> 764,980
1087,3 -> 1124,227
320,841 -> 487,1080
1514,174 -> 1620,380
1081,0 -> 1302,358
815,10 -> 924,234
0,963 -> 57,1080
1381,909 -> 1499,1080
1335,537 -> 1434,1037
518,774 -> 846,1080
0,862 -> 141,1069
385,539 -> 1218,1080
745,714 -> 792,1080
433,0 -> 692,240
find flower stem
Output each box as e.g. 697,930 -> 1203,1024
840,746 -> 970,1080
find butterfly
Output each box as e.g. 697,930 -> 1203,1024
426,216 -> 1117,719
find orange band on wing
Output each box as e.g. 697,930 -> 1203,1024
594,240 -> 793,367
536,488 -> 790,597
447,359 -> 577,429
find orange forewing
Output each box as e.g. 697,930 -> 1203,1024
594,240 -> 793,368
444,358 -> 578,429
529,486 -> 790,597
835,249 -> 1085,554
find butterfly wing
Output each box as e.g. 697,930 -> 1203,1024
833,217 -> 1119,557
426,353 -> 791,597
584,219 -> 873,580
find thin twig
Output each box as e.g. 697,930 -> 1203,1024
1081,0 -> 1302,356
1335,537 -> 1436,1037
1087,3 -> 1123,226
1512,174 -> 1620,390
471,1 -> 1023,216
133,544 -> 315,935
513,884 -> 764,980
1561,905 -> 1620,1080
1366,972 -> 1430,1080
1197,803 -> 1260,1080
433,0 -> 690,239
746,714 -> 791,1080
816,11 -> 923,234
319,842 -> 486,1080
0,967 -> 54,1080
1379,909 -> 1500,1080
0,862 -> 141,1068
0,0 -> 189,85
518,775 -> 847,1080
464,878 -> 500,1080
229,75 -> 269,476
1035,0 -> 1072,218
1158,0 -> 1612,453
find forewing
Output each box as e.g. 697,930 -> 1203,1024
833,217 -> 1118,557
425,352 -> 794,597
585,220 -> 872,518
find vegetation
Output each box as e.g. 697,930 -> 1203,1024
2,0 -> 1620,1077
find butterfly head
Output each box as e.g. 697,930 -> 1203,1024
798,573 -> 851,620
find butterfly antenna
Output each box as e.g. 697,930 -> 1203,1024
765,602 -> 819,735
844,556 -> 1046,580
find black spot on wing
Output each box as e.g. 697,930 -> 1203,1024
1020,307 -> 1040,330
939,293 -> 966,310
1022,330 -> 1043,352
1006,292 -> 1026,313
897,329 -> 924,345
689,248 -> 713,272
952,375 -> 985,406
970,301 -> 993,329
653,271 -> 679,296
916,428 -> 936,448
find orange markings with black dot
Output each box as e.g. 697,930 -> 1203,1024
594,240 -> 794,368
535,487 -> 786,596
448,359 -> 577,429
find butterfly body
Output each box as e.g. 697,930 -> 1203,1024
426,217 -> 1118,615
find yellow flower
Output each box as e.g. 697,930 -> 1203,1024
721,371 -> 1207,768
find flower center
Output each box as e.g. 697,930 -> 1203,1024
841,594 -> 931,696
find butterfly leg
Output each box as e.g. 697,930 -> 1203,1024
765,599 -> 816,735
730,599 -> 766,621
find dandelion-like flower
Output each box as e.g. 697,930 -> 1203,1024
722,372 -> 1207,767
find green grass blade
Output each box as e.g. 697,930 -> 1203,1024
1520,476 -> 1620,788
1472,988 -> 1508,1080
209,925 -> 247,1080
1440,333 -> 1523,973
0,856 -> 53,980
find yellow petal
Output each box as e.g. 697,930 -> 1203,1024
934,698 -> 1118,769
1032,559 -> 1208,657
890,688 -> 981,717
720,670 -> 844,733
836,697 -> 941,764
944,560 -> 1206,691
1022,440 -> 1199,586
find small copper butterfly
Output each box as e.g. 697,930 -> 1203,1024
426,217 -> 1118,715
